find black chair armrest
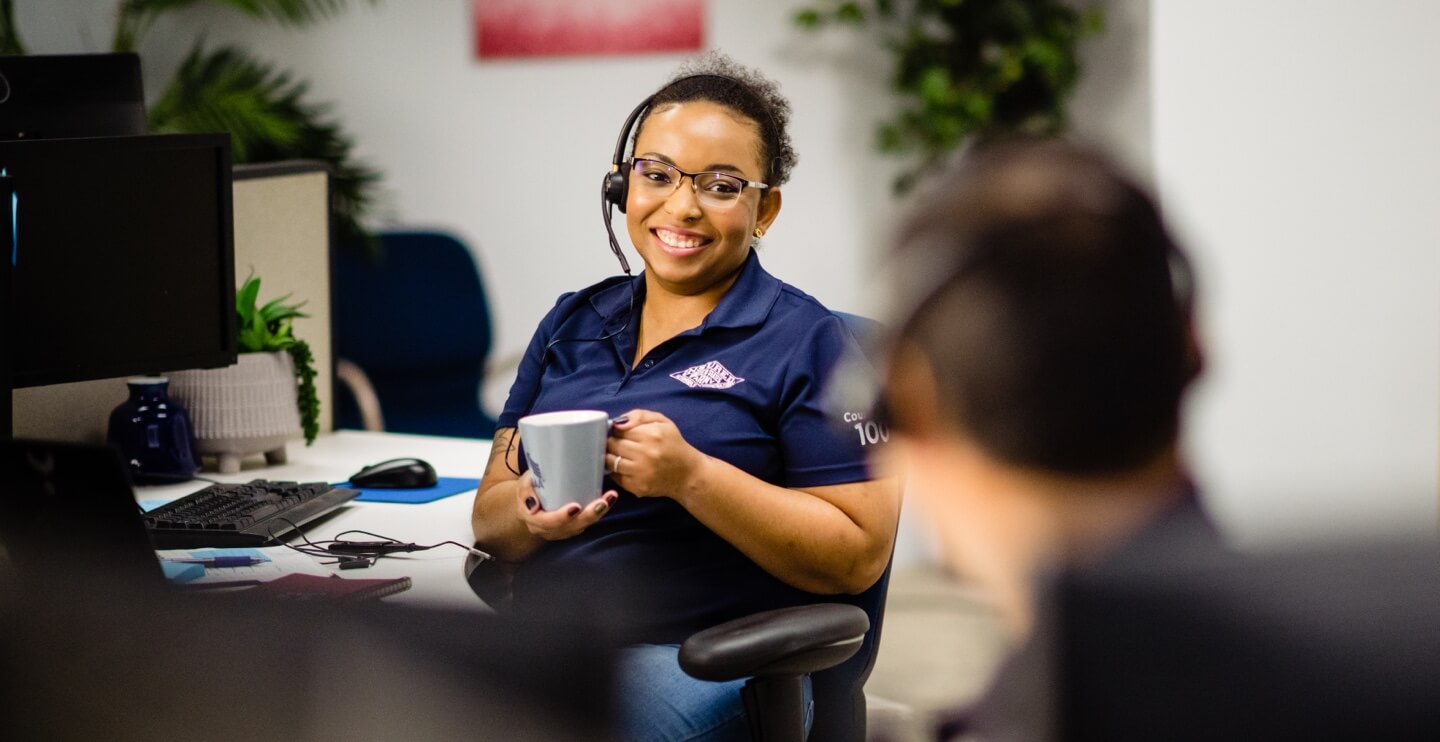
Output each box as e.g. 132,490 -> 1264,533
679,603 -> 869,682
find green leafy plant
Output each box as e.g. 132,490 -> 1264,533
237,273 -> 319,445
795,0 -> 1103,193
0,0 -> 381,242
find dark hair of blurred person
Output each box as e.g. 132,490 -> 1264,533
876,138 -> 1212,641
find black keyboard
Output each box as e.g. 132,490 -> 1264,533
144,479 -> 360,549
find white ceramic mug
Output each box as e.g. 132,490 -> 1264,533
517,409 -> 609,510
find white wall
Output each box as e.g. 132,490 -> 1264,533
1153,1 -> 1440,546
1070,0 -> 1152,184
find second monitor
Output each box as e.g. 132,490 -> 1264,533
1,134 -> 237,390
0,53 -> 147,140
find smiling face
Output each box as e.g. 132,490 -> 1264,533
626,100 -> 781,299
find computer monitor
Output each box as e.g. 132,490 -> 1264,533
1,134 -> 237,390
0,53 -> 146,140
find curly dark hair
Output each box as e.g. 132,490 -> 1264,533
634,50 -> 798,187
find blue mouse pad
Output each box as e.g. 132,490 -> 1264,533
340,476 -> 481,504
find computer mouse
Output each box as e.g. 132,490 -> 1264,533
348,457 -> 438,489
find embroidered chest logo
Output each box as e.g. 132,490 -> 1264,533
670,360 -> 745,390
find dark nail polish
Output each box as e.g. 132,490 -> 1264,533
567,504 -> 582,517
524,497 -> 537,511
604,493 -> 618,505
612,415 -> 629,425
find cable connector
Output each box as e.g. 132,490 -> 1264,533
327,540 -> 418,555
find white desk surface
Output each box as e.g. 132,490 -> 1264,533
134,430 -> 495,613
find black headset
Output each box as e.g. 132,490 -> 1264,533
601,96 -> 653,218
597,97 -> 648,276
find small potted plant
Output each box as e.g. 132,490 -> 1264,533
169,273 -> 319,473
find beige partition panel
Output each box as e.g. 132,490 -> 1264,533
12,161 -> 334,445
231,162 -> 334,437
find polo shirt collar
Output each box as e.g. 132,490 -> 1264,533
588,249 -> 782,332
702,249 -> 783,330
591,273 -> 644,334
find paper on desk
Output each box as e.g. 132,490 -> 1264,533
156,546 -> 331,585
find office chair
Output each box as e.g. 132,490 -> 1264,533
681,565 -> 893,742
333,230 -> 498,438
463,553 -> 892,742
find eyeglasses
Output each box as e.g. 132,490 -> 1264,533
629,158 -> 768,209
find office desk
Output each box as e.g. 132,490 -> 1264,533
135,430 -> 494,612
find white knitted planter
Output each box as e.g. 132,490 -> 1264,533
168,351 -> 301,473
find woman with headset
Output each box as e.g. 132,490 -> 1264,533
471,51 -> 900,741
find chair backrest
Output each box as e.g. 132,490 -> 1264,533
831,311 -> 886,353
810,561 -> 894,741
333,230 -> 497,438
810,310 -> 894,742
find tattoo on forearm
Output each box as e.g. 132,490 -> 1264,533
485,428 -> 517,476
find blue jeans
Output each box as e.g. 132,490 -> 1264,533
618,644 -> 814,742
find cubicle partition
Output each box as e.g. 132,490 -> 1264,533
9,160 -> 335,444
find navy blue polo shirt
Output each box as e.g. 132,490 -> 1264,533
497,249 -> 876,642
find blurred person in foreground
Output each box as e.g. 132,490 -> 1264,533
870,139 -> 1217,739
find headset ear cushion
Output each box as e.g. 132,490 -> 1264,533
604,170 -> 629,214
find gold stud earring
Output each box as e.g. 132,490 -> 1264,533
754,227 -> 765,238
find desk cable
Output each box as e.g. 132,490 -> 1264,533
266,518 -> 492,570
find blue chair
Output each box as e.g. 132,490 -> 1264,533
333,230 -> 498,438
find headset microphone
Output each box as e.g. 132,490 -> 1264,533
600,96 -> 653,277
600,189 -> 632,276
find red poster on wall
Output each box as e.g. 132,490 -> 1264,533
474,0 -> 706,59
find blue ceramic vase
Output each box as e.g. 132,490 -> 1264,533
107,377 -> 200,484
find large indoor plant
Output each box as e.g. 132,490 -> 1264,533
0,0 -> 381,242
795,0 -> 1102,192
169,274 -> 319,473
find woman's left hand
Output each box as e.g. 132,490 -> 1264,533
605,409 -> 708,499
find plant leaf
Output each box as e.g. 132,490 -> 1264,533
205,0 -> 373,26
0,0 -> 28,54
233,271 -> 309,352
259,294 -> 308,323
792,0 -> 1099,194
148,44 -> 307,161
288,340 -> 320,445
236,273 -> 262,319
836,2 -> 865,24
119,0 -> 375,47
148,43 -> 380,243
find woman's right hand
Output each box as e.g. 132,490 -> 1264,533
515,470 -> 618,541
